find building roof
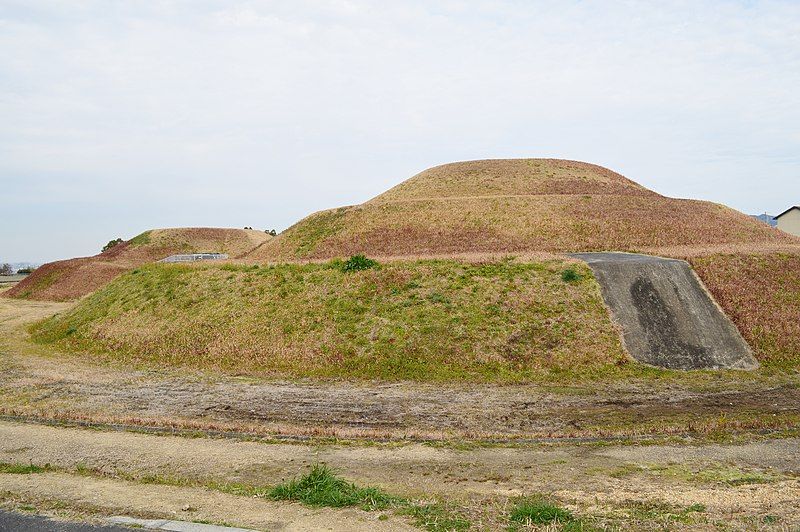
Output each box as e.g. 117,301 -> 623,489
775,206 -> 800,219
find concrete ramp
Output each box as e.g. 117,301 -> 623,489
571,253 -> 758,370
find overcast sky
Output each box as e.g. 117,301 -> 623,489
2,0 -> 799,263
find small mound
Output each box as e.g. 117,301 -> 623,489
6,228 -> 271,301
30,259 -> 627,381
250,159 -> 796,260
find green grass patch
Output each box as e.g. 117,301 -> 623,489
288,207 -> 350,257
0,462 -> 50,474
128,230 -> 152,247
509,496 -> 576,529
269,464 -> 395,510
399,503 -> 471,531
607,462 -> 781,486
29,258 -> 633,383
619,499 -> 706,524
561,268 -> 583,283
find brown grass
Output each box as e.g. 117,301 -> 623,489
252,194 -> 794,260
371,158 -> 656,201
5,259 -> 129,302
688,252 -> 800,367
5,228 -> 271,301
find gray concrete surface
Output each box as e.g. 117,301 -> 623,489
571,252 -> 758,370
0,510 -> 130,531
106,517 -> 255,531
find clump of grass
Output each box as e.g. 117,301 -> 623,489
509,496 -> 575,529
0,462 -> 50,474
340,254 -> 379,272
269,464 -> 395,510
399,503 -> 471,532
220,263 -> 260,273
561,268 -> 583,283
621,499 -> 706,524
694,466 -> 776,486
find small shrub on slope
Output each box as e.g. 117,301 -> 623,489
340,254 -> 379,272
561,268 -> 583,283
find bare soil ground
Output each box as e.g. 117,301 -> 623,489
3,296 -> 800,529
1,421 -> 799,530
4,352 -> 800,440
2,297 -> 799,441
0,469 -> 412,531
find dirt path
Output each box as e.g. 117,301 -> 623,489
3,348 -> 800,440
1,421 -> 799,529
0,470 -> 413,531
1,297 -> 799,441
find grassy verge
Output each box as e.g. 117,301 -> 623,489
30,257 -> 632,382
0,460 -> 774,531
0,462 -> 52,474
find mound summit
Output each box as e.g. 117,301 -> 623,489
7,228 -> 270,301
249,159 -> 794,260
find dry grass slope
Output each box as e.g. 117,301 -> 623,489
371,158 -> 655,201
6,228 -> 270,301
251,159 -> 796,260
689,252 -> 800,367
30,259 -> 629,382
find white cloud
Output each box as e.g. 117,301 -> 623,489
1,0 -> 799,261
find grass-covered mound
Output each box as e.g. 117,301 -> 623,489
6,228 -> 271,301
689,252 -> 800,368
249,159 -> 796,260
31,258 -> 627,381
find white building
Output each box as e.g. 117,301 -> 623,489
775,206 -> 800,237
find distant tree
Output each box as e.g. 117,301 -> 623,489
0,263 -> 12,276
102,238 -> 124,253
16,267 -> 35,275
244,226 -> 253,230
266,229 -> 277,236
